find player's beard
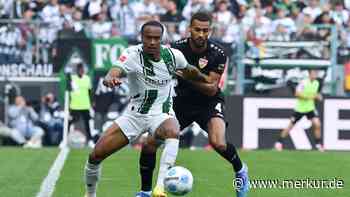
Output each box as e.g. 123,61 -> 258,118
192,38 -> 206,48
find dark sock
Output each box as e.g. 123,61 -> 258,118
315,138 -> 322,145
139,151 -> 156,191
88,154 -> 101,165
217,143 -> 243,173
277,136 -> 285,143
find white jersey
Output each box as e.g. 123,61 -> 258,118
115,44 -> 188,115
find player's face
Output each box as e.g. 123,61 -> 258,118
142,25 -> 163,58
309,70 -> 318,80
190,19 -> 210,48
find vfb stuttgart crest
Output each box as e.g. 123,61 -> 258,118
198,57 -> 208,69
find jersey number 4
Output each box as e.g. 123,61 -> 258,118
215,103 -> 223,113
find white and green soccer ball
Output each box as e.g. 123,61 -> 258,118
164,166 -> 193,196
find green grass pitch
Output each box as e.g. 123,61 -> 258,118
0,148 -> 349,197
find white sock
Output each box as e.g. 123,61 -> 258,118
156,138 -> 179,187
84,161 -> 101,196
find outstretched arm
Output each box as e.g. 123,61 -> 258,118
103,67 -> 126,88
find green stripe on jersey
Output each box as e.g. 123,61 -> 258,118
162,89 -> 172,113
138,89 -> 158,114
142,52 -> 156,76
161,47 -> 176,77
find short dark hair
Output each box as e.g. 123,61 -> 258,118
77,63 -> 84,70
141,20 -> 164,35
190,11 -> 212,26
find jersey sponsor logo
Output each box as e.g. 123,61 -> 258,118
136,72 -> 172,87
198,58 -> 208,69
119,55 -> 127,62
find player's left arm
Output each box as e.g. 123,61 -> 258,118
185,49 -> 227,96
176,65 -> 211,83
186,71 -> 221,96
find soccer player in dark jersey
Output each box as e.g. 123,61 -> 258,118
136,12 -> 249,197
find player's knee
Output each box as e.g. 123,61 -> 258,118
209,139 -> 226,152
142,141 -> 157,153
165,128 -> 179,139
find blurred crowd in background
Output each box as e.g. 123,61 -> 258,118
1,0 -> 350,64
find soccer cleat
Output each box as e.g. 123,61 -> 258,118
235,163 -> 249,197
135,191 -> 151,197
84,193 -> 96,197
152,186 -> 167,197
316,144 -> 325,152
274,142 -> 283,151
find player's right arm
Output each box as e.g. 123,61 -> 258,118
103,47 -> 135,88
103,67 -> 125,88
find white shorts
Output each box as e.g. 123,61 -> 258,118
114,109 -> 175,142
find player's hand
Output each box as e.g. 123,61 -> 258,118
176,66 -> 200,81
315,94 -> 323,101
103,76 -> 122,88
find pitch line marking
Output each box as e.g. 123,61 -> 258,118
36,147 -> 70,197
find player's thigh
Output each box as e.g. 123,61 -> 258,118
151,114 -> 180,140
174,103 -> 195,131
207,117 -> 226,147
91,122 -> 129,161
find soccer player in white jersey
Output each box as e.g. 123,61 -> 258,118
84,20 -> 210,197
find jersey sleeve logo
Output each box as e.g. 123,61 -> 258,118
119,55 -> 127,63
198,57 -> 208,69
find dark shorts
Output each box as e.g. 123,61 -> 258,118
290,110 -> 318,124
173,99 -> 225,131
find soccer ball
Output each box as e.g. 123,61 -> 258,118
164,166 -> 193,196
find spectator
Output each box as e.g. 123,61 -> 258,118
39,0 -> 61,63
132,0 -> 159,22
110,0 -> 137,42
246,9 -> 272,42
271,7 -> 296,39
314,11 -> 335,41
331,1 -> 349,26
0,0 -> 14,18
0,23 -> 23,64
302,0 -> 321,20
90,9 -> 113,38
18,4 -> 35,65
160,0 -> 184,23
213,0 -> 234,26
82,0 -> 103,19
38,93 -> 63,146
8,96 -> 44,148
160,0 -> 185,42
182,0 -> 211,21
